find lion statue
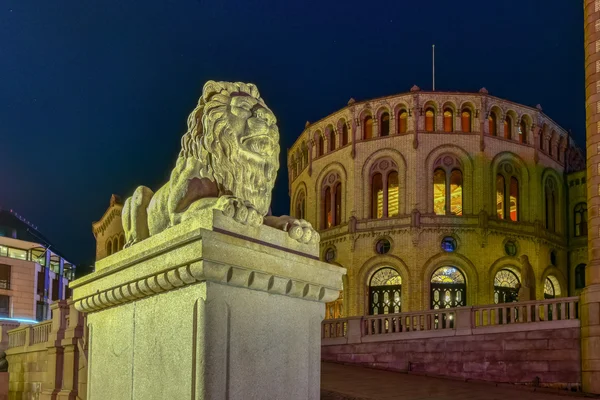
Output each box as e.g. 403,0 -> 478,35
122,80 -> 319,247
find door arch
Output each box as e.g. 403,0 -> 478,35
430,266 -> 466,309
368,267 -> 402,315
494,269 -> 520,304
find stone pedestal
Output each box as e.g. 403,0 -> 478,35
71,211 -> 344,400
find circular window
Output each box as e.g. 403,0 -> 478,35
441,237 -> 457,252
324,247 -> 336,262
376,239 -> 391,254
550,250 -> 557,266
504,241 -> 517,256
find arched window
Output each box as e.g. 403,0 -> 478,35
494,269 -> 520,304
540,133 -> 545,151
430,266 -> 466,309
575,264 -> 586,289
461,109 -> 472,133
489,112 -> 497,136
504,116 -> 512,139
519,120 -> 526,144
380,112 -> 390,136
398,110 -> 408,134
433,156 -> 463,216
322,173 -> 342,229
425,107 -> 435,132
295,191 -> 306,220
317,134 -> 324,157
387,171 -> 399,217
496,163 -> 520,222
363,116 -> 373,140
370,160 -> 400,219
106,241 -> 113,256
118,234 -> 125,251
545,178 -> 557,232
574,202 -> 588,237
113,238 -> 119,253
341,124 -> 348,146
369,267 -> 402,315
544,276 -> 561,299
443,108 -> 453,132
302,144 -> 309,167
328,128 -> 335,152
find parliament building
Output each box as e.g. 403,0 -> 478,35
286,86 -> 588,319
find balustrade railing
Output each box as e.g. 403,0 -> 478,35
30,321 -> 52,345
8,328 -> 26,348
322,297 -> 581,344
472,297 -> 579,327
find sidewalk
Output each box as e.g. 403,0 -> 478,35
321,362 -> 592,400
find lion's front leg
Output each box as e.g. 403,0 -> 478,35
214,196 -> 263,227
263,215 -> 320,245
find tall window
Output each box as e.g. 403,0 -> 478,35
544,276 -> 561,299
433,156 -> 463,216
380,112 -> 390,136
0,264 -> 10,290
496,163 -> 520,221
341,123 -> 348,146
369,267 -> 402,315
363,116 -> 373,139
504,116 -> 512,139
317,134 -> 324,157
328,128 -> 335,152
430,266 -> 466,309
519,120 -> 526,144
118,234 -> 125,251
295,191 -> 306,220
489,112 -> 497,136
425,107 -> 435,132
443,108 -> 453,132
106,241 -> 113,256
494,269 -> 520,304
575,264 -> 586,289
370,159 -> 400,218
461,109 -> 472,133
398,110 -> 408,133
574,202 -> 588,237
545,178 -> 557,232
322,173 -> 342,229
0,296 -> 9,318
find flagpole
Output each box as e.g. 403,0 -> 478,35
432,44 -> 435,91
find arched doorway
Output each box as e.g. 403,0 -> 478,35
430,266 -> 466,309
494,269 -> 520,304
368,267 -> 402,315
544,276 -> 561,299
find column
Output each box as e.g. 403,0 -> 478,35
57,300 -> 85,400
583,0 -> 600,394
40,301 -> 68,400
71,210 -> 345,400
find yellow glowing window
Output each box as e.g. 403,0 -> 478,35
433,168 -> 446,215
387,171 -> 399,217
364,116 -> 373,139
489,113 -> 497,136
324,186 -> 332,228
504,118 -> 512,139
334,183 -> 342,226
398,111 -> 408,133
372,173 -> 383,219
461,110 -> 471,133
443,109 -> 453,132
496,174 -> 505,219
450,170 -> 463,216
425,109 -> 435,132
509,177 -> 518,221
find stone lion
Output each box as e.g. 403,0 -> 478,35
122,81 -> 318,247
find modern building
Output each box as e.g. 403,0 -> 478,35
0,208 -> 76,322
286,87 -> 588,319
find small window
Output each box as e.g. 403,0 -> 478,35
0,264 -> 10,290
324,248 -> 336,263
425,108 -> 435,132
398,110 -> 408,134
441,237 -> 457,252
52,278 -> 59,301
364,116 -> 373,139
504,241 -> 517,256
550,251 -> 557,266
376,239 -> 391,255
575,264 -> 586,289
380,112 -> 390,136
0,295 -> 9,318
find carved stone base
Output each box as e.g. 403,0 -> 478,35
71,211 -> 345,400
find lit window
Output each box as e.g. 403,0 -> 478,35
443,109 -> 453,132
364,116 -> 373,139
504,117 -> 512,139
425,108 -> 435,132
488,112 -> 497,136
433,169 -> 446,215
441,237 -> 457,252
398,110 -> 408,133
461,109 -> 471,133
387,171 -> 399,217
372,173 -> 383,219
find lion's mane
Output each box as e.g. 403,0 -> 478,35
179,81 -> 280,216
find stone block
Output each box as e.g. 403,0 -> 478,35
504,339 -> 548,351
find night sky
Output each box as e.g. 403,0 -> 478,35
0,0 -> 584,271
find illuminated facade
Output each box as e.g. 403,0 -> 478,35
92,194 -> 125,262
287,87 -> 587,318
0,208 -> 75,322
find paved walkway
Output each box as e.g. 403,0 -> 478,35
321,362 -> 592,400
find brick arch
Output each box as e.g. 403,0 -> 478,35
357,254 -> 411,315
488,257 -> 523,304
422,99 -> 439,112
314,162 -> 348,229
375,105 -> 391,120
361,148 -> 408,219
420,252 -> 479,309
425,145 -> 474,215
490,152 -> 531,221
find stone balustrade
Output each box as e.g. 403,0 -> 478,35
7,328 -> 26,349
322,297 -> 580,345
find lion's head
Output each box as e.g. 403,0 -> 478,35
180,81 -> 280,216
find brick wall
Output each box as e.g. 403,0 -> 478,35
322,327 -> 580,389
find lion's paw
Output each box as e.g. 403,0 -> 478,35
215,196 -> 263,227
286,219 -> 320,245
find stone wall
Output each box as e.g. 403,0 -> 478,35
7,347 -> 47,399
322,327 -> 580,390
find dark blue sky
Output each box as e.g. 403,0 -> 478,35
0,0 -> 584,269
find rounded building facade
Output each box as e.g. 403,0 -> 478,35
287,87 -> 588,318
